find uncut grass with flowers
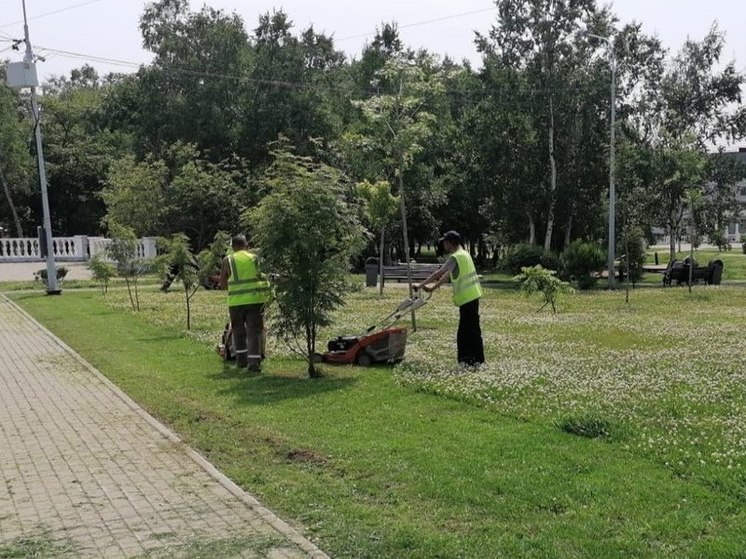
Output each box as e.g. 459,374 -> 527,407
104,280 -> 746,496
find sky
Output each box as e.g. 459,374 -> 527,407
1,0 -> 744,78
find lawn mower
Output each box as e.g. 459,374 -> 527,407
217,323 -> 266,362
314,290 -> 431,367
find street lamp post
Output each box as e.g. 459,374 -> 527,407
22,0 -> 60,294
586,32 -> 617,289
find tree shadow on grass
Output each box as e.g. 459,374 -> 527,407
211,364 -> 359,405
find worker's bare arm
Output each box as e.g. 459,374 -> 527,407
218,257 -> 231,290
425,273 -> 450,292
414,267 -> 447,291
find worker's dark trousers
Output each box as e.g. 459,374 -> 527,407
457,298 -> 485,366
229,303 -> 264,368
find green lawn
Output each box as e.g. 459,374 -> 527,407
0,276 -> 162,292
8,283 -> 746,558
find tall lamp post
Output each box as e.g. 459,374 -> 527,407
585,31 -> 617,289
6,0 -> 60,294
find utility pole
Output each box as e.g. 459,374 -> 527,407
583,31 -> 617,289
22,0 -> 60,294
396,73 -> 416,332
608,41 -> 617,290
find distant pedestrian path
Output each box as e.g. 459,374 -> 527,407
0,262 -> 92,282
0,295 -> 327,559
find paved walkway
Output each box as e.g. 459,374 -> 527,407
0,295 -> 328,559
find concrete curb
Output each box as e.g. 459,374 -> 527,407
2,294 -> 330,559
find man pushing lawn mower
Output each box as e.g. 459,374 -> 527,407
219,235 -> 271,373
415,230 -> 485,367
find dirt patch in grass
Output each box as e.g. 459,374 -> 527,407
284,447 -> 328,467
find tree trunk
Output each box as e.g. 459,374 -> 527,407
564,212 -> 573,250
306,323 -> 318,378
124,277 -> 136,311
669,224 -> 676,262
379,227 -> 385,295
0,165 -> 24,237
185,287 -> 191,330
134,279 -> 140,312
624,227 -> 630,304
399,159 -> 416,332
544,95 -> 558,252
527,211 -> 536,245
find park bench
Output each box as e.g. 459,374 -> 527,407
663,259 -> 723,287
381,263 -> 443,286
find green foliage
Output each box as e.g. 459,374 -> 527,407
159,233 -> 200,330
87,254 -> 115,295
164,146 -> 248,250
619,230 -> 646,286
101,143 -> 251,249
341,54 -> 450,253
41,66 -> 128,235
106,221 -> 151,311
357,180 -> 399,230
562,240 -> 606,290
0,68 -> 34,237
513,265 -> 573,313
246,149 -> 365,377
102,155 -> 168,237
196,231 -> 230,287
503,244 -> 560,275
358,180 -> 399,287
559,415 -> 612,440
4,2 -> 744,264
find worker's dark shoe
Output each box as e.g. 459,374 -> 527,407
236,355 -> 249,368
247,363 -> 262,376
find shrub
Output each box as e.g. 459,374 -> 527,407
513,265 -> 573,313
710,231 -> 731,252
87,255 -> 115,295
619,232 -> 646,286
558,415 -> 611,439
562,240 -> 606,290
107,221 -> 152,311
503,244 -> 560,275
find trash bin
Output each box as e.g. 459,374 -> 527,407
708,259 -> 724,285
365,257 -> 379,288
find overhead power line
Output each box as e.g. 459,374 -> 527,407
21,43 -> 613,113
337,7 -> 497,42
0,0 -> 111,29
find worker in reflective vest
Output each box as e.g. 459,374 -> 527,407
219,235 -> 271,373
415,230 -> 484,366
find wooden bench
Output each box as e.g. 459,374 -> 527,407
381,263 -> 444,286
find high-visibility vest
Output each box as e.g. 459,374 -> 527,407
227,250 -> 270,307
450,248 -> 483,307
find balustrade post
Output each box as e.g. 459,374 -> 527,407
73,235 -> 88,261
141,237 -> 157,259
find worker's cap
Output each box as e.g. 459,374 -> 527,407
438,230 -> 461,244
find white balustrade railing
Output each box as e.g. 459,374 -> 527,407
0,235 -> 157,263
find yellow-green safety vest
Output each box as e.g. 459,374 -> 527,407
227,250 -> 271,307
450,248 -> 483,307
